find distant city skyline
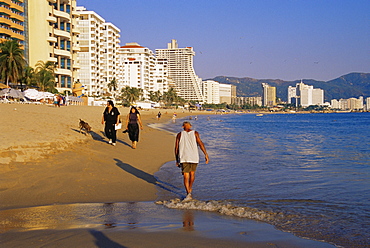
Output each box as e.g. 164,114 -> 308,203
77,0 -> 369,82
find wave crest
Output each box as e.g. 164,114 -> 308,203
156,199 -> 290,223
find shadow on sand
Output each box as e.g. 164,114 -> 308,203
70,128 -> 131,147
70,128 -> 105,142
89,230 -> 127,248
114,158 -> 183,198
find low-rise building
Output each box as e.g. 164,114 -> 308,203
201,80 -> 220,104
219,83 -> 232,104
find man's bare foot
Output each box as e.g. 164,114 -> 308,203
183,193 -> 192,201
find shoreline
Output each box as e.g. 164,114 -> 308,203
0,104 -> 212,210
0,104 -> 336,247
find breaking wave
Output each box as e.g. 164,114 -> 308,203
156,198 -> 292,224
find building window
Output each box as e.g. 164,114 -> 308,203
61,58 -> 65,68
67,59 -> 71,69
67,76 -> 71,88
60,40 -> 65,50
61,75 -> 65,87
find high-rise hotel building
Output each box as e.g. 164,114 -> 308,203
262,83 -> 276,107
117,42 -> 169,98
156,39 -> 204,102
288,80 -> 324,107
117,42 -> 156,98
0,0 -> 25,44
28,0 -> 80,92
76,6 -> 120,96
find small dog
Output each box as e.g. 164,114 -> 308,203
79,119 -> 91,135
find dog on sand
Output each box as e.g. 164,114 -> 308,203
79,119 -> 91,135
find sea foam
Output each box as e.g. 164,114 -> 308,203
156,198 -> 287,223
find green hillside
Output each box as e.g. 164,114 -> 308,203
209,73 -> 370,102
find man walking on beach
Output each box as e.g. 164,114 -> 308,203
175,121 -> 209,201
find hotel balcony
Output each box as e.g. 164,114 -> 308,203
10,22 -> 23,31
0,28 -> 13,36
53,10 -> 70,21
47,36 -> 57,43
11,32 -> 23,40
54,29 -> 70,39
9,3 -> 23,12
0,16 -> 13,26
47,15 -> 57,23
55,68 -> 72,76
47,56 -> 58,63
54,48 -> 71,57
10,12 -> 23,22
0,6 -> 12,16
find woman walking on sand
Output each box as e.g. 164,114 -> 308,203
102,100 -> 120,146
125,106 -> 143,149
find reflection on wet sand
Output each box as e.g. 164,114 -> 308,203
182,210 -> 194,231
0,202 -> 164,233
0,202 -> 336,248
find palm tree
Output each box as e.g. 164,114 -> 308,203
120,86 -> 143,105
0,40 -> 26,87
107,77 -> 117,99
34,61 -> 56,92
162,87 -> 178,106
148,90 -> 162,103
21,66 -> 36,88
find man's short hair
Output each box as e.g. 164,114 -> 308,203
183,121 -> 192,126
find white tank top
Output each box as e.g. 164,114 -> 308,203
179,130 -> 199,163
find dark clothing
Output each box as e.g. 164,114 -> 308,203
103,107 -> 120,143
127,112 -> 140,142
103,107 -> 120,124
129,112 -> 138,124
105,123 -> 117,143
128,123 -> 139,142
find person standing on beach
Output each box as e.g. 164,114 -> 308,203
102,100 -> 120,146
175,121 -> 209,201
125,106 -> 143,149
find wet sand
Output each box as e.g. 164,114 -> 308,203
0,202 -> 336,248
0,104 -> 335,247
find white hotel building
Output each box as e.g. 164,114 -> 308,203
76,7 -> 120,96
202,80 -> 220,104
156,40 -> 204,102
288,80 -> 324,107
117,42 -> 169,99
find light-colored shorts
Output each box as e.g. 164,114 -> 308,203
180,163 -> 198,173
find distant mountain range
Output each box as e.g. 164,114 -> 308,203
208,73 -> 370,102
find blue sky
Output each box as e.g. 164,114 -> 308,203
77,0 -> 369,81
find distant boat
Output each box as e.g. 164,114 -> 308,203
256,113 -> 263,117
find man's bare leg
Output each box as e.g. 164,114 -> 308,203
183,173 -> 191,194
183,171 -> 195,195
188,171 -> 195,194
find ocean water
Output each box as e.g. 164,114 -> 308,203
154,112 -> 370,248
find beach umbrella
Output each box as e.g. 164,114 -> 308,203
0,88 -> 24,98
24,89 -> 40,100
37,91 -> 54,100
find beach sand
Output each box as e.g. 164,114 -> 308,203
0,104 -> 335,247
